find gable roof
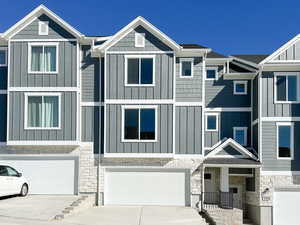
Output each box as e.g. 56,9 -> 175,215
2,5 -> 83,39
231,54 -> 269,64
94,16 -> 181,52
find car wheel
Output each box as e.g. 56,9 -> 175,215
20,184 -> 28,197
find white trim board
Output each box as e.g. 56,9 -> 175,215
204,164 -> 261,168
10,39 -> 77,42
81,102 -> 103,107
106,51 -> 174,54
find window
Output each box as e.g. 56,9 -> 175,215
28,43 -> 58,73
180,59 -> 193,77
204,173 -> 212,180
25,93 -> 61,129
206,67 -> 218,80
206,113 -> 218,131
6,167 -> 19,177
275,73 -> 299,103
0,166 -> 8,176
38,21 -> 49,35
135,33 -> 145,47
277,122 -> 294,159
234,81 -> 247,95
229,187 -> 238,194
233,127 -> 247,146
0,48 -> 7,67
123,106 -> 157,142
125,55 -> 155,86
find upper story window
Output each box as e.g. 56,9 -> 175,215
180,58 -> 193,78
234,81 -> 247,95
25,93 -> 61,129
206,67 -> 218,80
277,122 -> 294,159
0,47 -> 7,67
38,21 -> 49,35
233,127 -> 247,146
122,106 -> 157,142
275,73 -> 299,103
135,33 -> 145,47
125,55 -> 155,86
205,113 -> 218,131
28,43 -> 58,74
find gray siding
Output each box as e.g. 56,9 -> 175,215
10,41 -> 77,87
175,106 -> 202,154
261,121 -> 300,171
261,71 -> 300,117
106,53 -> 173,99
108,26 -> 172,51
176,57 -> 203,102
0,94 -> 7,142
12,14 -> 75,40
274,40 -> 300,61
81,45 -> 102,102
205,66 -> 251,107
106,104 -> 173,154
9,91 -> 77,141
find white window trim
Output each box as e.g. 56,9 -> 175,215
121,105 -> 158,142
38,21 -> 49,36
234,81 -> 248,95
124,55 -> 155,86
28,42 -> 59,74
276,122 -> 294,160
0,47 -> 8,67
233,127 -> 248,146
274,72 -> 300,104
206,66 -> 218,80
135,32 -> 145,47
205,113 -> 219,131
24,92 -> 61,130
179,58 -> 194,78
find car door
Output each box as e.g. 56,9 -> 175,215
6,166 -> 21,195
0,166 -> 9,196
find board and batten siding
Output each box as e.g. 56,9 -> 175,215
10,41 -> 77,87
105,104 -> 173,154
11,14 -> 75,40
274,40 -> 300,61
8,92 -> 77,141
261,121 -> 300,171
175,106 -> 202,154
261,72 -> 300,117
108,25 -> 172,52
176,57 -> 203,102
106,53 -> 173,99
0,94 -> 7,142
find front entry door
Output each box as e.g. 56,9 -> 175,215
204,172 -> 217,204
229,185 -> 243,209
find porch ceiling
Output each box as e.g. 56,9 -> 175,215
204,157 -> 261,168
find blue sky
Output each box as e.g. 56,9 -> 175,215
0,0 -> 299,55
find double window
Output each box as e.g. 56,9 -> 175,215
234,81 -> 247,95
206,67 -> 218,80
28,43 -> 58,73
25,93 -> 61,129
205,113 -> 218,131
125,55 -> 155,86
0,47 -> 7,67
180,58 -> 193,78
277,122 -> 294,159
275,73 -> 299,103
122,106 -> 157,142
233,127 -> 247,146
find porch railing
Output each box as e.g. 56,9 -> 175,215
202,191 -> 233,209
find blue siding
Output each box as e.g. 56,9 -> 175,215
0,95 -> 7,142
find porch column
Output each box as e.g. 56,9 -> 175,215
220,167 -> 229,192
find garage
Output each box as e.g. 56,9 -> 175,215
104,168 -> 190,206
0,155 -> 79,195
273,188 -> 300,225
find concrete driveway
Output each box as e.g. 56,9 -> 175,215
64,206 -> 207,225
0,195 -> 78,221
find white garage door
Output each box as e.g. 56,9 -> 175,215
104,169 -> 189,206
0,156 -> 78,195
274,189 -> 300,225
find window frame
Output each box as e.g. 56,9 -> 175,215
28,42 -> 59,74
0,47 -> 7,67
121,105 -> 158,143
205,113 -> 219,131
234,81 -> 248,95
276,122 -> 294,160
179,58 -> 194,78
274,72 -> 300,103
38,21 -> 49,36
135,32 -> 145,47
24,92 -> 61,130
233,127 -> 248,146
124,55 -> 155,86
206,67 -> 218,80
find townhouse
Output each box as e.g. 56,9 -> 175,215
0,4 -> 299,225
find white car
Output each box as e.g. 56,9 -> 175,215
0,165 -> 29,197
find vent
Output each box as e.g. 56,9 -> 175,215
39,21 -> 49,35
135,33 -> 145,47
